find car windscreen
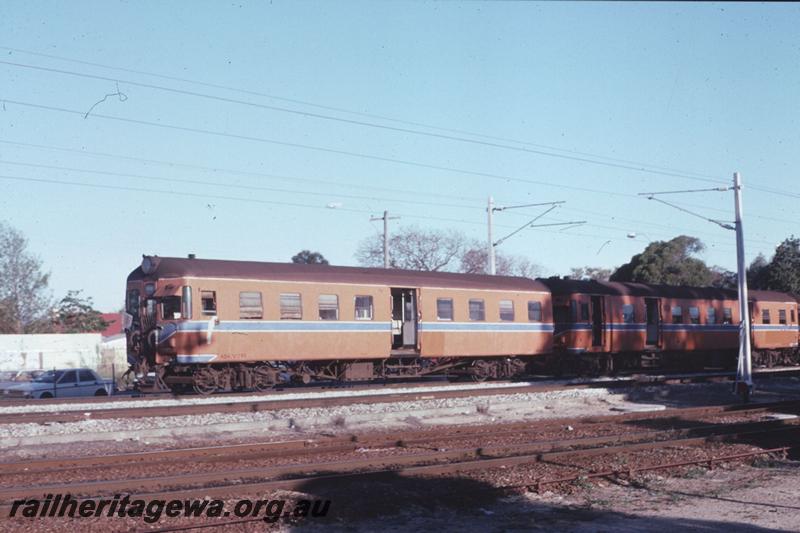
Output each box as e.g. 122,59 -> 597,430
33,370 -> 65,383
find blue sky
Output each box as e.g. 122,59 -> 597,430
1,1 -> 799,310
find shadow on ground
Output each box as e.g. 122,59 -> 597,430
283,470 -> 792,532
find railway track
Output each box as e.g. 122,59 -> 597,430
1,367 -> 798,426
2,400 -> 798,502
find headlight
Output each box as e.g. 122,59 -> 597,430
141,255 -> 159,274
144,283 -> 156,297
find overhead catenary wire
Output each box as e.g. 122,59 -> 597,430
4,137 -> 797,229
0,48 -> 735,184
0,139 -> 485,204
0,159 -> 484,211
5,171 -> 574,243
0,98 -> 642,199
0,155 -> 769,248
0,171 -> 621,242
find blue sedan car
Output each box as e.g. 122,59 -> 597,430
1,368 -> 114,399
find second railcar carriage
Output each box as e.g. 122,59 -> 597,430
539,278 -> 799,372
124,255 -> 554,393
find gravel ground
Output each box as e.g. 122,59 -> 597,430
1,378 -> 799,531
3,377 -> 800,460
0,379 -> 589,414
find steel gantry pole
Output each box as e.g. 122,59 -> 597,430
370,210 -> 400,269
733,172 -> 753,400
487,196 -> 496,275
638,175 -> 753,402
486,197 -> 584,275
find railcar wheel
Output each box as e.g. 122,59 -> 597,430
192,367 -> 218,395
470,359 -> 492,382
253,365 -> 276,392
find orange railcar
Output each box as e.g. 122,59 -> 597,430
540,279 -> 798,371
125,256 -> 553,392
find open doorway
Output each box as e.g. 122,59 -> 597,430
391,288 -> 418,352
645,297 -> 660,346
591,295 -> 604,347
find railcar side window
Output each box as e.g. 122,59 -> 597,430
689,307 -> 700,324
161,296 -> 182,320
779,309 -> 787,325
239,291 -> 263,319
354,295 -> 373,320
201,291 -> 217,316
671,306 -> 683,324
723,307 -> 733,324
762,309 -> 771,324
528,301 -> 542,322
436,298 -> 453,320
792,309 -> 796,324
318,294 -> 339,320
469,299 -> 485,321
580,303 -> 590,322
280,293 -> 302,320
126,289 -> 140,315
499,300 -> 514,321
707,307 -> 716,324
621,304 -> 634,324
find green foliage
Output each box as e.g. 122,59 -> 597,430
709,266 -> 737,289
610,235 -> 714,286
0,221 -> 52,333
749,237 -> 800,293
53,290 -> 110,333
291,250 -> 329,265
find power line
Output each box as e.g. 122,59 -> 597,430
4,137 -> 796,234
0,172 -> 521,230
1,157 -> 770,250
0,98 -> 639,199
0,46 -> 732,183
0,139 -> 486,204
4,50 -> 798,201
1,170 -> 781,258
0,159 -> 482,211
0,58 -> 736,185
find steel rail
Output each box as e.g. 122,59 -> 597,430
1,417 -> 797,502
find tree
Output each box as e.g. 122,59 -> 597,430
356,228 -> 540,276
747,253 -> 771,289
568,266 -> 613,281
709,266 -> 737,289
756,237 -> 800,293
291,250 -> 329,265
459,244 -> 541,278
0,222 -> 52,333
610,235 -> 714,286
356,226 -> 466,271
52,290 -> 110,333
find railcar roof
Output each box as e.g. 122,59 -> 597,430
128,256 -> 551,292
539,278 -> 796,303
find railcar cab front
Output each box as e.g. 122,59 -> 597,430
124,256 -> 195,382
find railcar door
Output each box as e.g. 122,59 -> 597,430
645,298 -> 660,347
591,296 -> 604,347
391,288 -> 418,352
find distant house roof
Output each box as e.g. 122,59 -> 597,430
99,313 -> 122,338
127,256 -> 550,292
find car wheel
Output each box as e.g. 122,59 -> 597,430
40,392 -> 53,399
94,389 -> 108,396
